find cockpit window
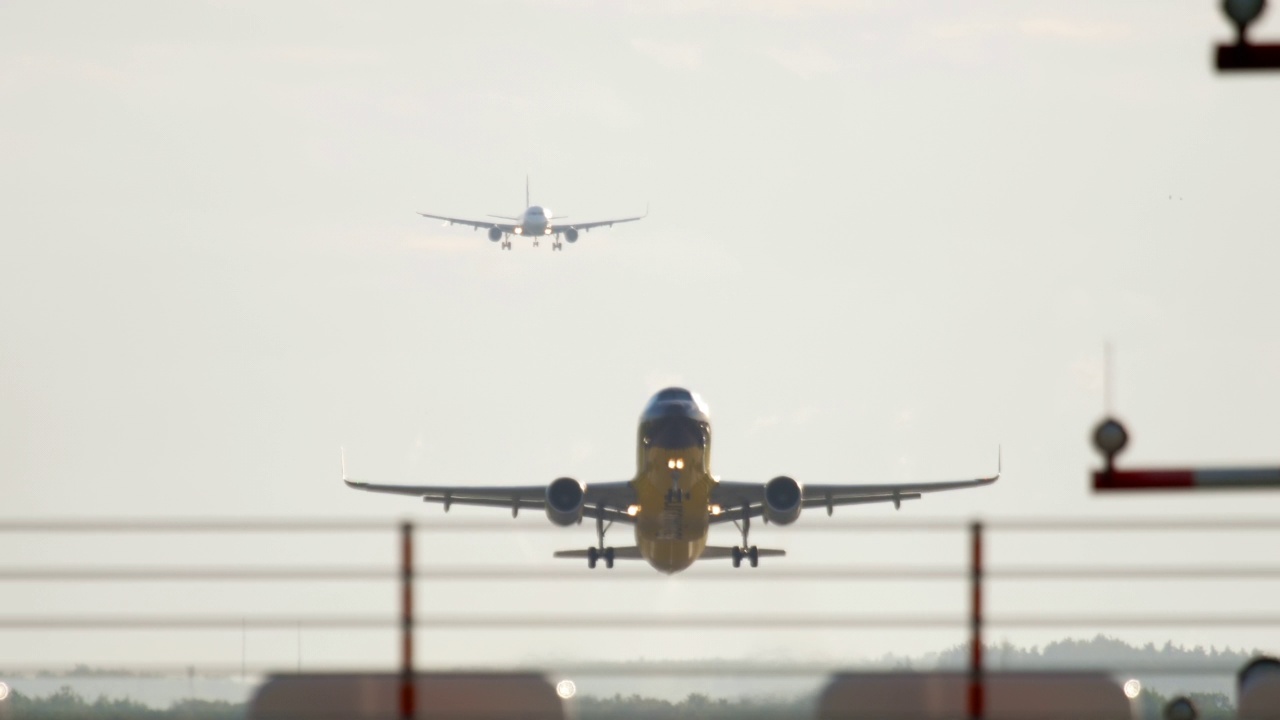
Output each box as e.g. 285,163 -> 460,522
654,387 -> 693,402
528,206 -> 545,215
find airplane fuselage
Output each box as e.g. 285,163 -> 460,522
630,390 -> 715,574
514,206 -> 553,238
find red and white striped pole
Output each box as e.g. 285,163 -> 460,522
400,521 -> 415,720
1095,467 -> 1280,490
968,521 -> 984,720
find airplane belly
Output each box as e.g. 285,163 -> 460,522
633,461 -> 712,575
637,532 -> 706,575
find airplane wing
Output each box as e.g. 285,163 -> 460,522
549,206 -> 647,234
708,453 -> 999,523
417,212 -> 517,233
343,477 -> 638,523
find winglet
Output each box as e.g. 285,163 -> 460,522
341,447 -> 364,489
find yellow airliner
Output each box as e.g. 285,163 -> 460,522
344,388 -> 999,574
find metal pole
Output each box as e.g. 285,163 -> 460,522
968,521 -> 984,720
400,521 -> 415,720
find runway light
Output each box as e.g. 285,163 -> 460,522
0,681 -> 10,701
627,505 -> 640,516
556,679 -> 577,699
1123,679 -> 1141,699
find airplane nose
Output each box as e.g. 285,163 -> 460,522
642,408 -> 708,449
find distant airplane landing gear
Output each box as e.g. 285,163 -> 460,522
732,508 -> 759,568
500,240 -> 511,250
586,512 -> 615,569
553,241 -> 562,251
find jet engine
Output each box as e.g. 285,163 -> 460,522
762,476 -> 802,525
487,226 -> 503,242
564,227 -> 579,243
545,477 -> 585,526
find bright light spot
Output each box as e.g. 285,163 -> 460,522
709,504 -> 723,516
626,505 -> 640,517
667,459 -> 675,469
1123,679 -> 1141,699
514,228 -> 523,235
544,227 -> 552,235
0,682 -> 10,701
676,459 -> 684,469
556,679 -> 576,699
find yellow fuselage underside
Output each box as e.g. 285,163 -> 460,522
632,443 -> 713,574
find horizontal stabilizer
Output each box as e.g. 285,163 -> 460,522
554,547 -> 643,560
700,546 -> 785,559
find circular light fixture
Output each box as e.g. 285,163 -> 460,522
1093,417 -> 1129,459
1224,0 -> 1266,27
555,679 -> 577,699
1123,678 -> 1142,699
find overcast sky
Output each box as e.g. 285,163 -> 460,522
2,0 -> 1280,688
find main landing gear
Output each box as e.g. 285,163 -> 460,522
500,239 -> 512,250
552,240 -> 563,251
731,508 -> 759,568
586,512 -> 615,569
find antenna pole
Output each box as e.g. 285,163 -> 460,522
1104,341 -> 1113,416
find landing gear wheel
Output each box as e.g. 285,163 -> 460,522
604,547 -> 615,569
553,241 -> 562,251
587,546 -> 599,569
748,546 -> 759,568
533,240 -> 540,248
731,546 -> 743,568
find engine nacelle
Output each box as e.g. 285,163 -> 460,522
564,227 -> 579,243
545,477 -> 585,526
487,226 -> 503,242
763,476 -> 802,525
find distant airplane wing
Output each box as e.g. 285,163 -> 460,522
708,452 -> 999,522
418,212 -> 517,233
549,206 -> 647,234
343,477 -> 637,523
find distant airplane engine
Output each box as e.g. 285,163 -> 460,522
564,227 -> 579,243
545,477 -> 585,526
487,226 -> 503,242
762,476 -> 802,525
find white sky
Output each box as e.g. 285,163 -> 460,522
2,0 -> 1280,686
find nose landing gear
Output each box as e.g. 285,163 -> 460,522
731,508 -> 759,568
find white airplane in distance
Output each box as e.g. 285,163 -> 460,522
418,177 -> 646,251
